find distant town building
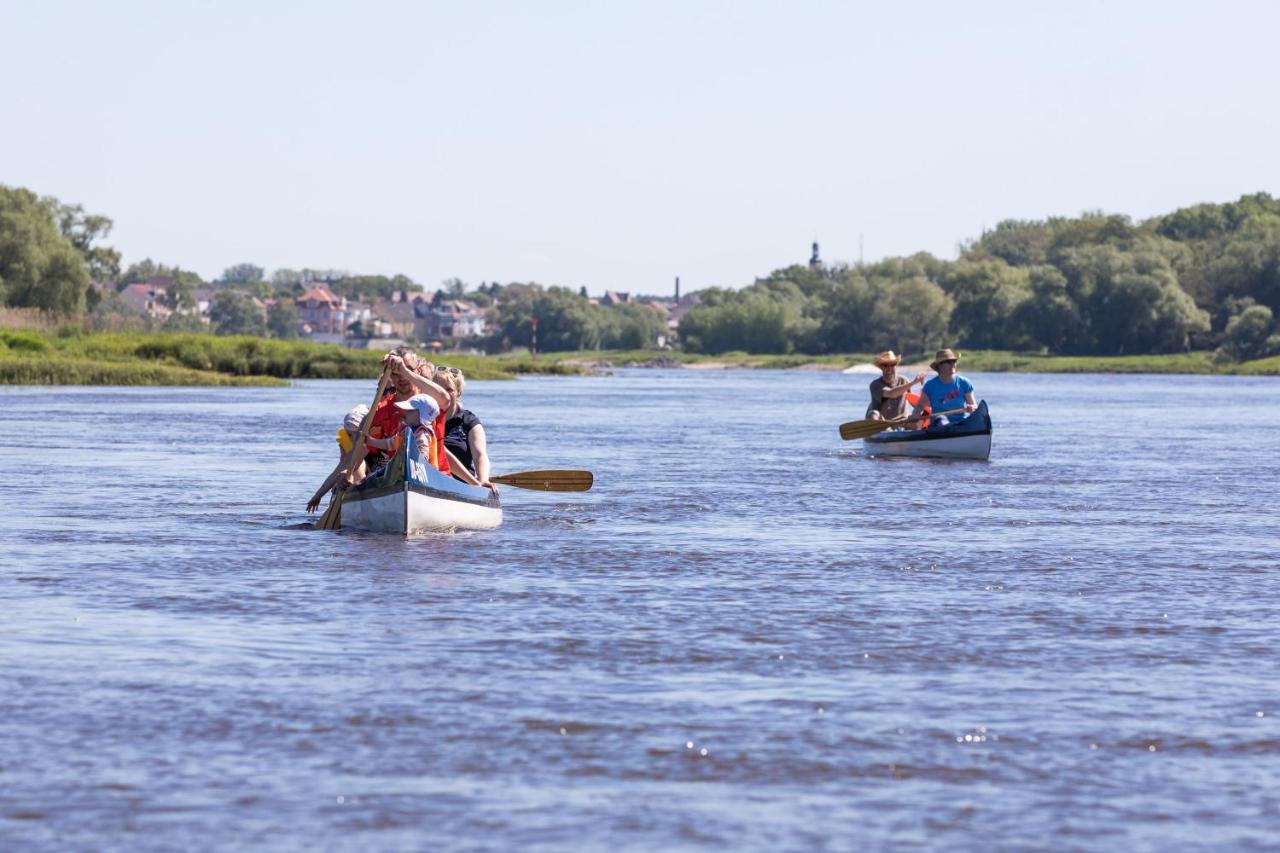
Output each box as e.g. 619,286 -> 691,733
191,288 -> 218,316
370,291 -> 425,339
666,291 -> 701,344
415,293 -> 488,342
600,291 -> 631,307
119,282 -> 171,320
296,284 -> 347,336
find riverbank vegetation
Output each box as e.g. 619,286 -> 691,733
538,348 -> 1280,375
3,329 -> 1276,386
0,330 -> 585,386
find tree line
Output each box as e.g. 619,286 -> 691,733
680,194 -> 1280,362
4,181 -> 1279,360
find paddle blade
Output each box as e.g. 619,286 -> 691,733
318,493 -> 343,529
838,418 -> 899,441
491,469 -> 594,492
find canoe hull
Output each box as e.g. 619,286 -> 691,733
864,431 -> 992,460
339,428 -> 502,533
864,400 -> 993,461
342,484 -> 502,533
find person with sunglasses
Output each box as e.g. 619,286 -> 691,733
434,366 -> 499,495
908,348 -> 977,429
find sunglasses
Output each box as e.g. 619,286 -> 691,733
437,365 -> 463,376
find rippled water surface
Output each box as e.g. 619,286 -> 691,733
2,370 -> 1278,849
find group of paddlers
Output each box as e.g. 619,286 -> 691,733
306,347 -> 497,513
864,348 -> 978,429
304,344 -> 976,514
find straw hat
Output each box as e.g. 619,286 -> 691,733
929,348 -> 961,371
873,350 -> 902,367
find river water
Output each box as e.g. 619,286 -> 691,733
1,370 -> 1278,850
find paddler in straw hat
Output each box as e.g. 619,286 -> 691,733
909,348 -> 977,428
865,350 -> 926,422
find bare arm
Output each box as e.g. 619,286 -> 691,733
964,391 -> 977,412
469,424 -> 493,485
401,369 -> 451,410
307,459 -> 346,513
444,447 -> 482,486
881,372 -> 926,399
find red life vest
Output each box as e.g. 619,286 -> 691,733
366,393 -> 400,454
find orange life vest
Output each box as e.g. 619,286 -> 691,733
906,391 -> 931,425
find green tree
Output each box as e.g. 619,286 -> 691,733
1218,304 -> 1276,361
1155,192 -> 1280,241
165,279 -> 195,313
1206,217 -> 1280,313
1057,246 -> 1208,354
119,258 -> 203,289
814,274 -> 877,353
679,292 -> 797,354
209,291 -> 266,336
940,259 -> 1032,349
326,273 -> 421,302
608,302 -> 666,349
0,185 -> 89,314
221,263 -> 265,284
969,220 -> 1052,267
267,299 -> 299,339
1014,265 -> 1085,353
50,201 -> 120,282
492,284 -> 602,351
162,311 -> 209,333
871,277 -> 953,357
272,269 -> 304,287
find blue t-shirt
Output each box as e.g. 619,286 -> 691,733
922,375 -> 974,415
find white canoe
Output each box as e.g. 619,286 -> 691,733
341,429 -> 502,533
863,400 -> 993,460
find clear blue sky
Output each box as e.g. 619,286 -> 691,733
3,0 -> 1277,295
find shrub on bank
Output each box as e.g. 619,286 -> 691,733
0,356 -> 286,386
0,330 -> 51,353
0,330 -> 586,383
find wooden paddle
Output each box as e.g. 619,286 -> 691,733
838,408 -> 968,441
318,365 -> 393,530
489,470 -> 594,492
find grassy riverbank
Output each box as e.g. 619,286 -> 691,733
3,330 -> 1277,385
0,331 -> 586,386
541,348 -> 1280,375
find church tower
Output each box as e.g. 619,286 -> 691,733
809,241 -> 824,271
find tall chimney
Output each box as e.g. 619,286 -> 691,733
675,276 -> 680,303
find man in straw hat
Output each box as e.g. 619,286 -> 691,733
908,348 -> 976,428
865,350 -> 926,422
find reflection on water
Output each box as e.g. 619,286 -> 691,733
0,371 -> 1277,848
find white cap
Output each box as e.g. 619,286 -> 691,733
342,404 -> 370,435
393,393 -> 440,424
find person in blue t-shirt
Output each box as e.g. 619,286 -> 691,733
909,348 -> 976,428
